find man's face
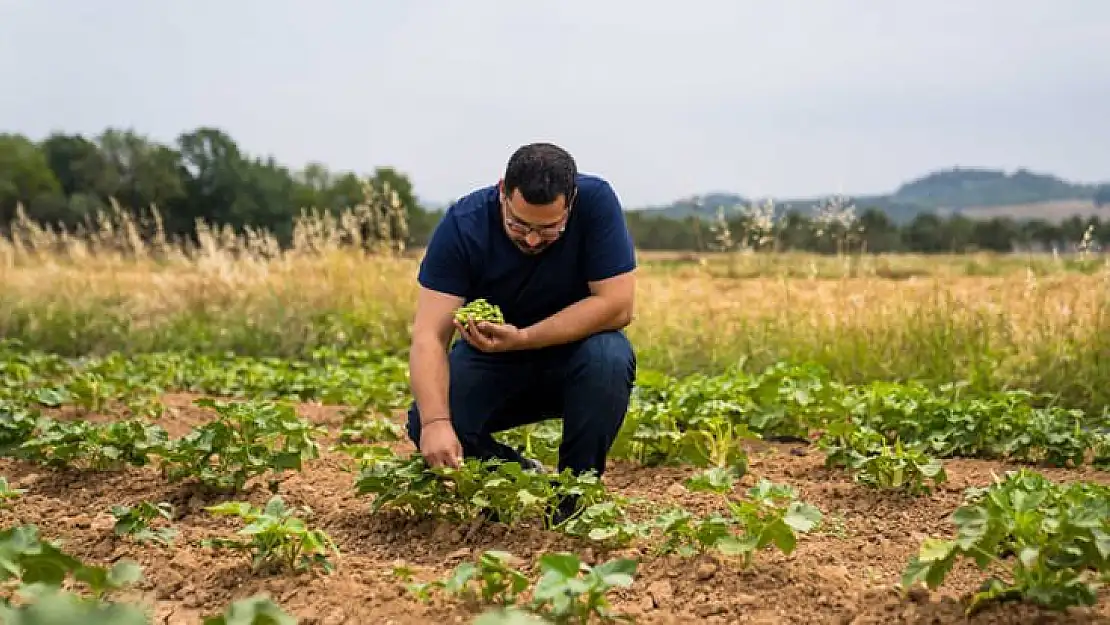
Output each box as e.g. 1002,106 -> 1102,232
499,183 -> 572,255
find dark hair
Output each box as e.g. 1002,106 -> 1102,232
503,142 -> 578,206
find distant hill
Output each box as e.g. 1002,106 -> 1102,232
632,167 -> 1108,224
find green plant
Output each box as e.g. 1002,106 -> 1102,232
161,398 -> 324,492
202,595 -> 297,625
651,478 -> 822,564
204,495 -> 339,574
418,551 -> 638,624
901,469 -> 1110,614
409,551 -> 530,607
354,450 -> 635,543
717,479 -> 824,567
17,418 -> 168,471
336,414 -> 403,445
529,553 -> 637,624
473,608 -> 552,624
683,466 -> 740,495
0,524 -> 143,601
0,586 -> 151,625
109,501 -> 176,546
651,508 -> 734,557
0,477 -> 25,508
818,420 -> 947,495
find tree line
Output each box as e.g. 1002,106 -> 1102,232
0,127 -> 440,247
1,127 -> 1105,254
625,205 -> 1108,254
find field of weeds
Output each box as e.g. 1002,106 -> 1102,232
1,209 -> 1109,624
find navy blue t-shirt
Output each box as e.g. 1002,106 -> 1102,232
417,173 -> 636,332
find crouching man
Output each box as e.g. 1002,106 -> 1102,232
405,142 -> 637,507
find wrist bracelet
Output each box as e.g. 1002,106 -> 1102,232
422,416 -> 450,427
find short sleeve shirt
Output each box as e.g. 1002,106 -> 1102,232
416,173 -> 636,330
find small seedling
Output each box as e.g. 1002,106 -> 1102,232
109,501 -> 177,546
530,553 -> 638,623
202,595 -> 297,625
409,550 -> 529,607
0,476 -> 26,508
204,495 -> 339,575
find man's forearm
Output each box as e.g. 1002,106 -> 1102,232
520,295 -> 631,350
409,337 -> 451,425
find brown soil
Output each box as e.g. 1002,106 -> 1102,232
2,393 -> 1109,624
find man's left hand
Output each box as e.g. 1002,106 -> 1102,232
456,319 -> 530,353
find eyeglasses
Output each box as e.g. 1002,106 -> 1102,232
501,190 -> 574,241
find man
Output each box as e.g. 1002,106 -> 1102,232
405,142 -> 637,483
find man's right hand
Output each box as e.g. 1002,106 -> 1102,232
419,419 -> 463,468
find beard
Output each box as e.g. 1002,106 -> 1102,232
512,238 -> 551,255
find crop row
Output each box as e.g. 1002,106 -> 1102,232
3,343 -> 1110,617
3,427 -> 1108,620
4,341 -> 1109,476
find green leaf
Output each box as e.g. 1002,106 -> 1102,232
917,538 -> 955,563
472,607 -> 549,625
537,553 -> 579,579
1011,489 -> 1046,513
203,595 -> 296,625
784,503 -> 822,533
715,535 -> 757,556
767,521 -> 798,555
592,558 -> 638,587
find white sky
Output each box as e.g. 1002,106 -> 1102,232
2,0 -> 1108,207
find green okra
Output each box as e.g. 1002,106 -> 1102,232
454,298 -> 505,324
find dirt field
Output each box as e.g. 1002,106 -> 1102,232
2,394 -> 1108,624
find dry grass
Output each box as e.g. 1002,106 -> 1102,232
3,205 -> 1109,412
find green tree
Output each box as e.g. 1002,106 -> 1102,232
176,126 -> 248,231
40,133 -> 114,199
0,133 -> 64,224
857,208 -> 901,252
97,128 -> 187,222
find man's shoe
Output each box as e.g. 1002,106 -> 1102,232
548,494 -> 580,527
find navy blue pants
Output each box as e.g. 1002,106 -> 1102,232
406,329 -> 636,476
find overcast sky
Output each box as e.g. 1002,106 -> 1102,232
2,0 -> 1108,207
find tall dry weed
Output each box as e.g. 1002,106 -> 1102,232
3,197 -> 1109,411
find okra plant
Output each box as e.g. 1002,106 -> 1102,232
0,524 -> 143,600
204,495 -> 339,575
652,478 -> 823,564
0,477 -> 25,508
818,419 -> 947,495
409,550 -> 530,607
354,448 -> 636,542
530,553 -> 638,624
411,550 -> 638,624
901,469 -> 1110,614
161,398 -> 324,492
109,501 -> 177,546
202,595 -> 297,624
18,418 -> 169,471
719,479 -> 824,567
